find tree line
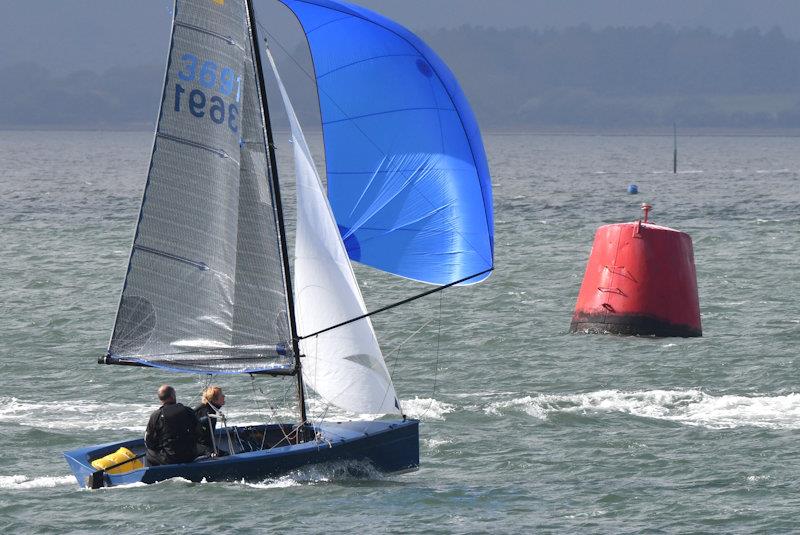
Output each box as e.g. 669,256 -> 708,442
2,24 -> 799,129
420,24 -> 800,128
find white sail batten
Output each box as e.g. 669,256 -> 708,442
266,49 -> 400,416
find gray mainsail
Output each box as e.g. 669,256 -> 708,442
107,0 -> 293,374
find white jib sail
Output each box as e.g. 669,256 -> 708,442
266,50 -> 400,415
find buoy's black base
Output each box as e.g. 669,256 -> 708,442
570,313 -> 702,338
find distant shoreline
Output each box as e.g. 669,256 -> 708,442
0,124 -> 155,132
3,125 -> 800,138
484,126 -> 800,138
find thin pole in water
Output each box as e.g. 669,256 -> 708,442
673,122 -> 678,174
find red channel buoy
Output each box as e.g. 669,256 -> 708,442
570,204 -> 701,337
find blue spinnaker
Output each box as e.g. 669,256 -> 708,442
278,0 -> 494,285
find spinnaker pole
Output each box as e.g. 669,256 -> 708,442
245,0 -> 308,427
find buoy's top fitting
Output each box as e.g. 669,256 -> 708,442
641,203 -> 653,223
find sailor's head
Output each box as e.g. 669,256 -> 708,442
158,385 -> 176,404
202,385 -> 225,407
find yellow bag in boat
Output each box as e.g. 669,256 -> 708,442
90,447 -> 144,474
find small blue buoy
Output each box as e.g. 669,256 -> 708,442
627,184 -> 638,194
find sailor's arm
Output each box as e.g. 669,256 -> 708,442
144,411 -> 159,449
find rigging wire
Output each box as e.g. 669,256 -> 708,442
248,373 -> 265,419
380,316 -> 436,413
255,9 -> 489,430
355,315 -> 437,436
312,398 -> 332,436
300,335 -> 341,441
298,268 -> 492,340
256,21 -> 317,86
249,374 -> 297,449
255,12 -> 494,345
422,290 -> 445,420
300,316 -> 432,438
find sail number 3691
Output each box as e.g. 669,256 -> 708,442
174,53 -> 240,134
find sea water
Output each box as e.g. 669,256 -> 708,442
1,130 -> 798,533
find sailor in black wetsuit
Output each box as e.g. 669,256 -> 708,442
145,385 -> 201,466
194,386 -> 226,456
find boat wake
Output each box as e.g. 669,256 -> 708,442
422,438 -> 452,452
240,460 -> 387,488
0,395 -> 448,433
399,397 -> 454,420
0,475 -> 75,490
0,396 -> 296,432
244,475 -> 303,489
485,389 -> 800,429
0,397 -> 151,431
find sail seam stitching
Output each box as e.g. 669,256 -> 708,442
316,53 -> 420,78
302,14 -> 351,36
322,106 -> 455,125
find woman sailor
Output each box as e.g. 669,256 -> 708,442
195,386 -> 226,455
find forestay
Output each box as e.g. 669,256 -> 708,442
107,0 -> 294,374
279,0 -> 494,286
266,49 -> 400,415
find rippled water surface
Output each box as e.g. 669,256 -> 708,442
1,130 -> 799,533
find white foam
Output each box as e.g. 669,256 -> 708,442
400,397 -> 454,421
486,389 -> 800,429
0,397 -> 151,431
238,459 -> 382,488
244,476 -> 303,489
101,477 -> 193,490
563,509 -> 607,519
0,396 -> 298,432
0,475 -> 75,489
423,438 -> 452,451
451,390 -> 516,399
485,396 -> 551,419
0,395 -> 433,435
96,481 -> 150,490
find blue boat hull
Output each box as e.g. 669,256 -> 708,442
64,419 -> 418,488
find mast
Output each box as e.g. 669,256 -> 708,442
245,0 -> 308,426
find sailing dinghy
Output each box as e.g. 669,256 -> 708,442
64,0 -> 493,489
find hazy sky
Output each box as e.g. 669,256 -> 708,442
1,0 -> 799,74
